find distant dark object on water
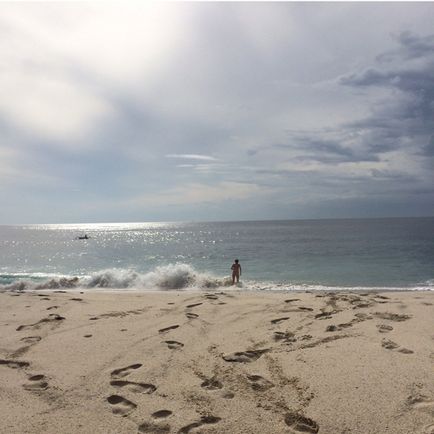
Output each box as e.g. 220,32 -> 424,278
77,234 -> 90,240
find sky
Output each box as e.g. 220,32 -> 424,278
0,2 -> 433,224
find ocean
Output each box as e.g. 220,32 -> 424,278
0,217 -> 433,292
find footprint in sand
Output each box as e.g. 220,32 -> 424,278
382,339 -> 414,354
20,336 -> 42,344
159,325 -> 180,333
273,331 -> 296,342
164,340 -> 184,350
377,324 -> 393,333
111,363 -> 142,378
107,395 -> 137,416
246,374 -> 274,391
284,412 -> 319,433
407,394 -> 434,410
152,410 -> 173,419
351,299 -> 374,308
337,322 -> 353,329
315,312 -> 333,319
16,314 -> 65,331
178,416 -> 221,434
298,307 -> 314,312
201,377 -> 223,390
186,313 -> 198,319
398,348 -> 414,354
23,374 -> 48,391
46,306 -> 59,310
110,380 -> 157,394
271,317 -> 290,324
374,312 -> 411,322
285,298 -> 301,303
204,294 -> 218,300
381,339 -> 399,350
406,393 -> 434,433
0,359 -> 30,369
138,421 -> 171,433
223,349 -> 269,363
84,334 -> 92,338
186,303 -> 203,308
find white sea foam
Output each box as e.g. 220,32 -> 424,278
0,264 -> 233,291
84,264 -> 229,289
1,264 -> 433,292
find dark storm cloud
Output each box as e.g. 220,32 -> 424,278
340,32 -> 434,158
376,31 -> 434,62
275,138 -> 354,158
273,135 -> 381,164
256,33 -> 433,170
423,136 -> 434,157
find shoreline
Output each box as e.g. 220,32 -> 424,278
2,281 -> 433,294
1,289 -> 433,433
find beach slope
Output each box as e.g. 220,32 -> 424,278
0,290 -> 433,434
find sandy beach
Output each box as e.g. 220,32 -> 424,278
1,289 -> 433,434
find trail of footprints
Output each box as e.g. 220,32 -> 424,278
47,292 -> 421,434
8,290 -> 420,433
2,321 -> 51,394
107,361 -> 222,433
105,294 -> 224,434
107,293 -> 229,431
0,358 -> 50,393
107,363 -> 157,417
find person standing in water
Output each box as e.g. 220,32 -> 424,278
231,259 -> 242,284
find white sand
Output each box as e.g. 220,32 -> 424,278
1,289 -> 433,434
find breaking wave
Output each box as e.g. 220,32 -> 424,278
1,264 -> 433,293
0,264 -> 233,291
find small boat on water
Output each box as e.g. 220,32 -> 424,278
77,234 -> 90,240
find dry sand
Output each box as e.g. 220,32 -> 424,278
0,289 -> 433,434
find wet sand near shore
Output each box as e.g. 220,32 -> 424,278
1,289 -> 433,434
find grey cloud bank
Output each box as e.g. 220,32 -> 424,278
0,2 -> 433,223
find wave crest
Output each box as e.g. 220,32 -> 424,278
1,264 -> 231,291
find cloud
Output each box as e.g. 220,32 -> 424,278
338,32 -> 434,169
1,4 -> 434,223
166,154 -> 218,161
131,181 -> 269,207
377,31 -> 434,62
265,32 -> 434,185
0,3 -> 189,145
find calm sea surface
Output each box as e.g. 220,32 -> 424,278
0,218 -> 433,291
